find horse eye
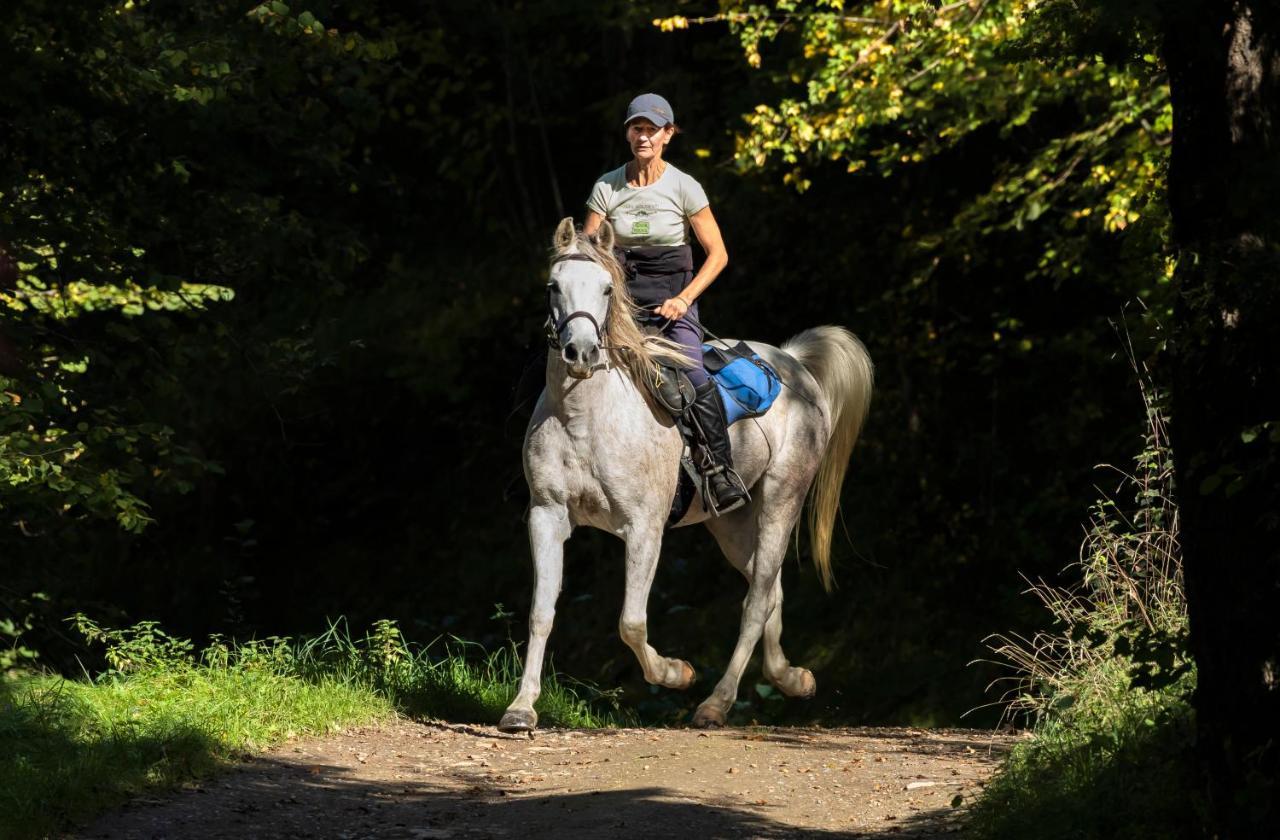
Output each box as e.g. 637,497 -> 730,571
603,285 -> 613,297
547,281 -> 560,294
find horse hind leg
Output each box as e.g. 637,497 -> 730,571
761,577 -> 816,699
694,494 -> 801,727
713,522 -> 816,700
619,523 -> 697,691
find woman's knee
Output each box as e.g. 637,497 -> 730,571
663,321 -> 708,386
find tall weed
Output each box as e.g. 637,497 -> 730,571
969,382 -> 1198,839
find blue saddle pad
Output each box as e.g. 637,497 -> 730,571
702,341 -> 782,426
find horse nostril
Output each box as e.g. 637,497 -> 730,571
586,347 -> 601,366
563,344 -> 579,363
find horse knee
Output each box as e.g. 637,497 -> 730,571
530,610 -> 555,639
618,617 -> 647,647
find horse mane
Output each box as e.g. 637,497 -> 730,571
553,233 -> 693,390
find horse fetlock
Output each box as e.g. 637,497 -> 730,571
662,659 -> 696,690
498,706 -> 538,734
769,665 -> 817,699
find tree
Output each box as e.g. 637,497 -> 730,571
1161,1 -> 1279,833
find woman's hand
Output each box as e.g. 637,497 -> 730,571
655,296 -> 692,321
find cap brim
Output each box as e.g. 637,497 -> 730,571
623,111 -> 671,127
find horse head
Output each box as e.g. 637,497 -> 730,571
547,217 -> 617,379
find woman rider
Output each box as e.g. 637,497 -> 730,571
583,93 -> 749,515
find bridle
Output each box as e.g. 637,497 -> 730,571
544,252 -> 611,352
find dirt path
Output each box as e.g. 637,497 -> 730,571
77,720 -> 1015,839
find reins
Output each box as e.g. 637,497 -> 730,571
542,249 -> 817,412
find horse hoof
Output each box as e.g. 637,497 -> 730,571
792,668 -> 817,699
498,708 -> 537,733
691,705 -> 725,729
769,666 -> 817,699
671,660 -> 697,691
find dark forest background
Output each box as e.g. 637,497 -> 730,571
2,0 -> 1176,727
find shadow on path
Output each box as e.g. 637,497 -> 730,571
79,753 -> 968,839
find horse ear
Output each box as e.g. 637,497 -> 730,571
591,220 -> 615,253
553,217 -> 576,250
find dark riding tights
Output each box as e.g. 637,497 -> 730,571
662,314 -> 709,388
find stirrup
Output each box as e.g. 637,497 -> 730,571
702,465 -> 750,517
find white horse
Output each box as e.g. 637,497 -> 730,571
499,218 -> 873,731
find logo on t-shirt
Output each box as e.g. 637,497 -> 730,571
631,221 -> 650,236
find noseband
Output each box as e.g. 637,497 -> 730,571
545,252 -> 611,352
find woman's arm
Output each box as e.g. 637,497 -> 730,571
655,206 -> 728,320
583,210 -> 605,236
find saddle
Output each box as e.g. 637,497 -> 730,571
649,342 -> 782,426
648,342 -> 782,527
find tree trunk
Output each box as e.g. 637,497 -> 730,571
1163,2 -> 1280,835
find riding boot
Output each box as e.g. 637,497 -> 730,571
689,380 -> 750,516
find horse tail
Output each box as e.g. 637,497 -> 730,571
781,326 -> 874,592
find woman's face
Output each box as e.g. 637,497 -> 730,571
626,118 -> 674,163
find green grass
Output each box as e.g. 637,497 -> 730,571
0,668 -> 390,839
966,688 -> 1197,839
0,617 -> 629,840
283,618 -> 634,729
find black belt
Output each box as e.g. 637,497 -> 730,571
613,245 -> 693,281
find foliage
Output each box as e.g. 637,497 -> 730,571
1,588 -> 52,677
968,381 -> 1197,837
668,0 -> 1171,289
0,1 -> 387,538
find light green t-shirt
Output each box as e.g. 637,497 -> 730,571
585,163 -> 710,247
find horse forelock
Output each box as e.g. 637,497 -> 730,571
549,234 -> 691,389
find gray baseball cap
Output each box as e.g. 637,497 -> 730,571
624,93 -> 675,127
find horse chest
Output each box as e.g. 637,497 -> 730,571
527,420 -> 605,497
527,415 -> 662,521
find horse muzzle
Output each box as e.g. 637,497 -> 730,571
562,340 -> 601,379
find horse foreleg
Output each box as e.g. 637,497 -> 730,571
619,524 -> 697,690
499,503 -> 570,733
